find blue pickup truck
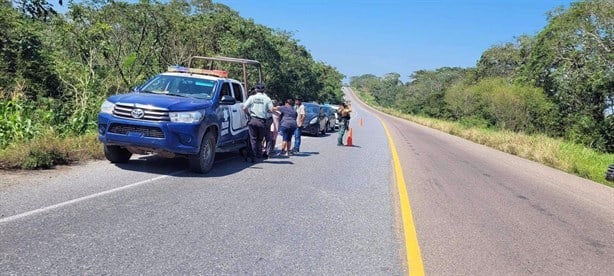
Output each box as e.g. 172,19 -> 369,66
97,56 -> 261,173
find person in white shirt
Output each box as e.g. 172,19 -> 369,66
242,83 -> 273,163
265,99 -> 281,157
292,97 -> 305,153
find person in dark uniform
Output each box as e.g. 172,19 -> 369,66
242,83 -> 273,163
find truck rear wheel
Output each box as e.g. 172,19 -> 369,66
104,145 -> 132,163
189,131 -> 216,174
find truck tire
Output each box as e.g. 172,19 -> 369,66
104,145 -> 132,163
189,131 -> 216,174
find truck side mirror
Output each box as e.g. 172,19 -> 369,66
220,95 -> 237,105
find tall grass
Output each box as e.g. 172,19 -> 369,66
0,131 -> 104,170
1,77 -> 105,169
0,86 -> 43,148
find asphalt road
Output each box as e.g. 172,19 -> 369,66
0,101 -> 405,274
345,87 -> 614,275
1,88 -> 613,275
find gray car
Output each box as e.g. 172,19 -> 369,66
301,103 -> 327,136
321,105 -> 337,132
326,104 -> 341,130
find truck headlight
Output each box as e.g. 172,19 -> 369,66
310,117 -> 318,125
100,100 -> 115,114
169,111 -> 203,123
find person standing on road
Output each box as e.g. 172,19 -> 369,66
262,94 -> 275,159
278,99 -> 298,157
292,97 -> 305,153
242,83 -> 273,163
337,102 -> 352,146
265,99 -> 281,157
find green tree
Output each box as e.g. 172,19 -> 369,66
312,62 -> 344,104
364,73 -> 401,107
349,74 -> 379,91
12,0 -> 58,21
476,40 -> 524,80
401,67 -> 468,117
0,4 -> 60,146
1,0 -> 343,148
522,0 -> 613,151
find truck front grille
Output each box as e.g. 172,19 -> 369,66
113,103 -> 170,121
108,123 -> 165,138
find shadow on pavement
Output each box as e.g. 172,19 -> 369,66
111,150 -> 308,177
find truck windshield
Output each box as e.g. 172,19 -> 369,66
140,75 -> 216,100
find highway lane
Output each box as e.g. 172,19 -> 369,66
0,105 -> 407,274
345,87 -> 614,275
2,87 -> 613,275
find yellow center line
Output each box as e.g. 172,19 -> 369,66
381,120 -> 425,276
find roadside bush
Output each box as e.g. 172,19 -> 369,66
458,116 -> 490,129
444,81 -> 486,121
0,88 -> 38,148
445,77 -> 553,133
564,114 -> 608,152
0,131 -> 103,170
0,87 -> 61,149
22,148 -> 68,170
485,79 -> 553,133
603,115 -> 614,153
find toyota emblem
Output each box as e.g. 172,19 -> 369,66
131,108 -> 145,119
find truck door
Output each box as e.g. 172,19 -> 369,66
217,82 -> 234,144
230,82 -> 249,131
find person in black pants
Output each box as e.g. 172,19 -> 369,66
242,83 -> 273,163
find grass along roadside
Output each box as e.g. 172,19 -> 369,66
354,90 -> 614,187
0,131 -> 104,170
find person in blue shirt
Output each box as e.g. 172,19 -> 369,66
278,99 -> 298,157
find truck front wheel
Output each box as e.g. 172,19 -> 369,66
104,145 -> 132,163
189,131 -> 216,174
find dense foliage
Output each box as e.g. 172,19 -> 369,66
0,0 -> 344,148
351,0 -> 613,152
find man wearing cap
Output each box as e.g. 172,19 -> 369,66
293,97 -> 306,153
243,83 -> 273,163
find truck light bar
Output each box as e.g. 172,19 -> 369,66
167,66 -> 228,78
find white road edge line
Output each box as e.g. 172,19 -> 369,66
0,170 -> 187,224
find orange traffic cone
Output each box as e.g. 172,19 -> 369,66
359,118 -> 363,126
346,128 -> 353,146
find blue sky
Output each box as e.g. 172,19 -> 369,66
214,0 -> 575,82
